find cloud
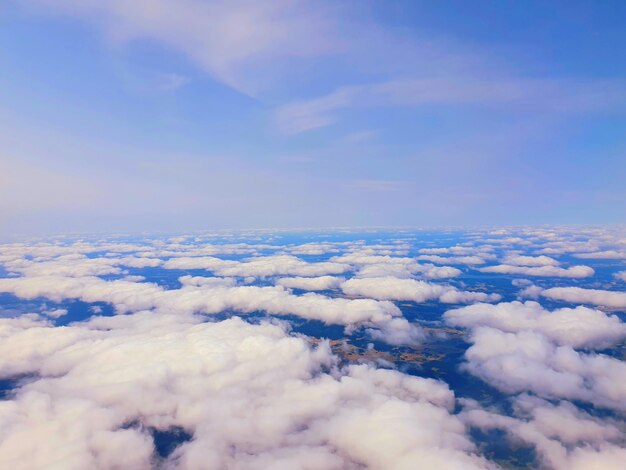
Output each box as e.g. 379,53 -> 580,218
477,264 -> 594,278
275,77 -> 626,134
518,284 -> 544,299
330,252 -> 462,279
443,297 -> 626,413
2,229 -> 626,467
163,255 -> 349,277
419,246 -> 494,256
0,312 -> 492,469
416,255 -> 490,265
458,326 -> 626,410
276,276 -> 344,291
420,265 -> 463,279
42,308 -> 68,319
502,255 -> 560,267
573,250 -> 626,260
541,287 -> 626,309
1,253 -> 163,278
614,271 -> 626,282
461,395 -> 626,470
444,301 -> 626,349
355,263 -> 461,280
286,243 -> 341,256
341,277 -> 500,304
24,0 -> 340,95
0,273 -> 424,345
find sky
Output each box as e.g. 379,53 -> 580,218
1,0 -> 625,235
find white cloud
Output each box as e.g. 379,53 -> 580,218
613,271 -> 626,282
2,230 -> 626,467
287,243 -> 341,256
461,395 -> 626,470
421,265 -> 463,279
444,301 -> 626,349
416,255 -> 490,266
459,327 -> 626,410
477,264 -> 594,278
542,287 -> 626,309
573,250 -> 626,259
330,252 -> 462,279
0,312 -> 491,469
0,273 -> 423,345
355,263 -> 461,280
276,276 -> 344,291
341,277 -> 500,304
275,77 -> 626,134
25,0 -> 340,95
164,255 -> 349,277
419,246 -> 494,256
443,295 -> 626,413
518,284 -> 544,299
42,308 -> 68,319
502,255 -> 560,267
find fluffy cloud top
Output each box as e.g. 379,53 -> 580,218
276,276 -> 345,291
460,327 -> 626,410
0,274 -> 425,346
444,296 -> 626,412
444,301 -> 626,349
573,250 -> 626,260
1,228 -> 626,468
461,395 -> 626,470
477,264 -> 594,278
542,287 -> 626,309
341,277 -> 501,304
502,255 -> 560,267
0,312 -> 491,469
164,255 -> 350,277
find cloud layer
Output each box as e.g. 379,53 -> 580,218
0,227 -> 625,468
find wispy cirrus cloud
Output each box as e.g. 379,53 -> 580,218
22,0 -> 342,95
275,77 -> 626,134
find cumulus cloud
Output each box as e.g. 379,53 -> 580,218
461,395 -> 626,470
164,255 -> 349,277
329,252 -> 463,279
42,308 -> 68,319
416,255 -> 490,266
0,312 -> 491,469
477,264 -> 594,278
444,301 -> 626,349
276,276 -> 344,291
502,255 -> 560,267
355,263 -> 461,280
443,296 -> 626,412
286,243 -> 341,256
420,265 -> 463,279
341,277 -> 500,304
613,271 -> 626,282
518,284 -> 544,299
542,287 -> 626,309
0,273 -> 422,345
2,229 -> 626,468
573,250 -> 626,259
457,326 -> 626,410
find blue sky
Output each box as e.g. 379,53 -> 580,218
1,0 -> 625,235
